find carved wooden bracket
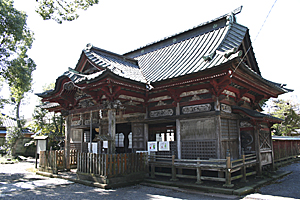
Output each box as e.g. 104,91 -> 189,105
167,88 -> 181,103
100,84 -> 122,102
84,90 -> 103,103
209,76 -> 231,97
236,88 -> 250,103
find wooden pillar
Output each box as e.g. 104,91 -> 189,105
176,102 -> 181,159
64,115 -> 71,171
144,124 -> 149,151
196,157 -> 202,184
89,111 -> 93,153
241,150 -> 247,182
108,109 -> 116,154
223,150 -> 234,187
170,154 -> 178,181
254,122 -> 262,176
270,130 -> 275,171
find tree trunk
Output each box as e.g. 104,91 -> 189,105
16,100 -> 22,131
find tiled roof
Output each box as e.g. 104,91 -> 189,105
126,21 -> 247,83
83,47 -> 147,83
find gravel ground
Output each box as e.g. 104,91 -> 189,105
257,161 -> 300,199
1,159 -> 300,200
0,160 -> 233,200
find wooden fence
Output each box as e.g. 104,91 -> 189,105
39,150 -> 78,174
149,151 -> 256,187
273,138 -> 300,163
77,152 -> 148,178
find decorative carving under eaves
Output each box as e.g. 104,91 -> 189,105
242,96 -> 251,102
148,95 -> 171,102
63,82 -> 75,91
71,120 -> 82,126
189,95 -> 201,101
74,90 -> 90,100
150,109 -> 173,118
240,121 -> 253,128
78,99 -> 95,108
180,89 -> 209,97
221,104 -> 232,113
182,104 -> 211,114
155,100 -> 166,107
223,90 -> 236,97
119,95 -> 144,102
127,100 -> 137,106
101,100 -> 125,110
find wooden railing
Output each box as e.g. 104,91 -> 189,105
77,152 -> 148,178
39,150 -> 78,174
148,151 -> 257,187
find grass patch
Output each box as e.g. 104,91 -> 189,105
26,167 -> 38,173
0,155 -> 18,164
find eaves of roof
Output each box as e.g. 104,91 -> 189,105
237,61 -> 293,94
232,105 -> 283,123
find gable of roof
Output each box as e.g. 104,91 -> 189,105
73,45 -> 147,84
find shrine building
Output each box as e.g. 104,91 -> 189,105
36,7 -> 291,171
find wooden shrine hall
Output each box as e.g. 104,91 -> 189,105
37,7 -> 291,172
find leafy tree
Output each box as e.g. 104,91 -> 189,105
0,0 -> 35,155
270,99 -> 300,136
5,55 -> 36,129
30,83 -> 65,150
35,0 -> 99,24
0,0 -> 33,74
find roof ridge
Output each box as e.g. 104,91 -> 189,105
123,6 -> 242,57
86,44 -> 138,64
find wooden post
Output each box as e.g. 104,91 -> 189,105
64,115 -> 71,171
270,134 -> 275,171
241,150 -> 247,182
223,149 -> 234,187
150,152 -> 155,178
254,124 -> 262,177
170,154 -> 178,181
105,154 -> 108,177
108,109 -> 116,154
196,157 -> 202,184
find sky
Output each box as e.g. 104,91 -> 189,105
2,0 -> 300,119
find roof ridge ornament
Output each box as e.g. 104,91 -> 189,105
203,51 -> 216,61
85,43 -> 93,50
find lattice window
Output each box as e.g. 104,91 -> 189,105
115,133 -> 124,147
221,119 -> 238,140
181,140 -> 217,159
259,131 -> 271,150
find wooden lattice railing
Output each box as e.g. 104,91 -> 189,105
77,152 -> 148,178
39,150 -> 78,174
148,152 -> 257,187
